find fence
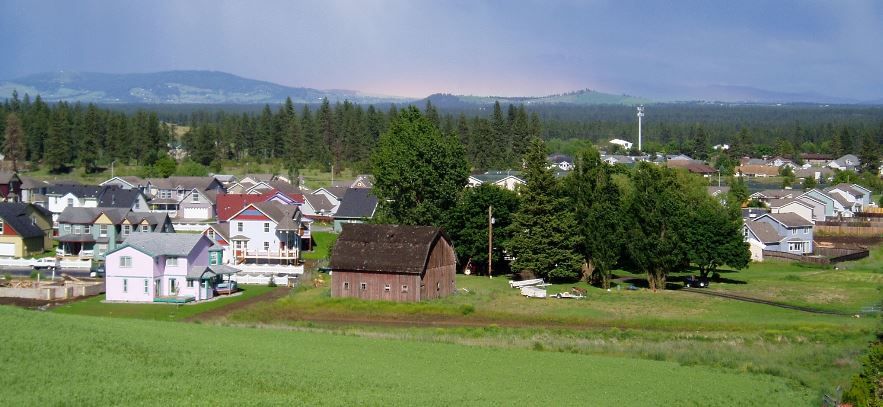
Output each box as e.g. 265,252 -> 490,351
815,223 -> 883,237
0,258 -> 92,269
762,250 -> 831,265
762,247 -> 869,264
171,223 -> 212,232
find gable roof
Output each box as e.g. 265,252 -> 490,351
334,188 -> 378,219
547,154 -> 573,164
752,189 -> 794,200
0,171 -> 20,184
251,201 -> 301,231
113,232 -> 208,257
216,193 -> 271,221
767,198 -> 812,210
57,207 -> 168,229
737,165 -> 779,176
330,224 -> 449,274
19,176 -> 51,190
46,183 -> 102,198
97,186 -> 144,208
314,186 -> 348,200
147,176 -> 220,191
666,160 -> 717,174
0,203 -> 48,238
204,222 -> 230,242
745,221 -> 782,244
826,184 -> 865,198
303,193 -> 334,213
764,212 -> 812,228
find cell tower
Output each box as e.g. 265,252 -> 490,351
636,105 -> 644,152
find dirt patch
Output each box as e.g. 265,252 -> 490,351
0,295 -> 99,309
182,287 -> 291,322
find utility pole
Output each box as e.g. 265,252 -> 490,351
636,105 -> 644,152
488,205 -> 493,279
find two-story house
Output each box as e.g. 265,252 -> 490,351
744,213 -> 814,255
224,201 -> 306,266
0,203 -> 53,257
104,233 -> 239,303
825,184 -> 872,212
56,207 -> 174,259
146,177 -> 226,221
46,184 -> 102,226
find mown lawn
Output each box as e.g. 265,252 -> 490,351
0,306 -> 814,406
51,285 -> 277,321
303,231 -> 338,260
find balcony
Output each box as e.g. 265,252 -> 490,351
234,249 -> 300,260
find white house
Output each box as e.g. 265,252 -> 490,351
225,201 -> 306,266
609,139 -> 633,150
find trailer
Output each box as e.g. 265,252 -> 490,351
509,278 -> 544,288
520,285 -> 547,298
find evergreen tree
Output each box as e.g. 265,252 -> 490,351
317,98 -> 336,171
285,113 -> 304,180
45,108 -> 70,173
424,100 -> 440,129
490,101 -> 510,166
3,113 -> 26,171
511,105 -> 531,160
78,104 -> 102,173
446,184 -> 519,275
728,176 -> 749,206
506,138 -> 582,281
371,106 -> 469,226
565,146 -> 624,287
859,132 -> 880,174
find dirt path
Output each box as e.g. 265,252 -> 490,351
681,288 -> 856,316
183,287 -> 291,322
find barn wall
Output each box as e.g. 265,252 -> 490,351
419,239 -> 456,301
331,271 -> 420,302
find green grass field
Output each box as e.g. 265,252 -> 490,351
51,285 -> 276,321
0,306 -> 814,406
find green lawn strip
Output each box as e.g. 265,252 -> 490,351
0,306 -> 814,406
51,285 -> 276,321
303,231 -> 337,260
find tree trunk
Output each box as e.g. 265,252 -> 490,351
582,260 -> 594,284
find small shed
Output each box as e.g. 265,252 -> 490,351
330,224 -> 456,302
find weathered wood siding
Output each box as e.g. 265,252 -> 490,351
331,271 -> 420,302
419,239 -> 456,301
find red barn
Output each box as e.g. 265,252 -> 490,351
330,224 -> 456,302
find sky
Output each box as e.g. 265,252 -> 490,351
1,0 -> 882,100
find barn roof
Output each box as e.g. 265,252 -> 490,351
330,224 -> 450,274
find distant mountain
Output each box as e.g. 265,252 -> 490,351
421,89 -> 650,108
0,70 -> 412,104
664,85 -> 859,105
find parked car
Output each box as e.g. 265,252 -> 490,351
32,257 -> 58,270
90,263 -> 105,278
683,276 -> 709,288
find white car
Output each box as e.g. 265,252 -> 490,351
32,258 -> 58,270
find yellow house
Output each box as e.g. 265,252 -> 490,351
0,203 -> 53,257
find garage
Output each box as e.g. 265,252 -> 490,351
182,207 -> 210,220
0,242 -> 17,257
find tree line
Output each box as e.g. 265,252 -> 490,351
371,107 -> 749,288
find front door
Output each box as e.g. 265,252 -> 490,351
154,279 -> 161,297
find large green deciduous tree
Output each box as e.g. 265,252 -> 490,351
506,138 -> 582,281
370,106 -> 469,226
446,184 -> 519,275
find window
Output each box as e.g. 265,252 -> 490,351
141,224 -> 149,232
123,225 -> 131,235
166,257 -> 178,267
74,225 -> 82,234
67,198 -> 74,207
120,256 -> 132,268
192,192 -> 200,203
134,200 -> 140,209
99,225 -> 108,237
237,222 -> 244,232
63,224 -> 71,234
207,229 -> 215,239
209,251 -> 220,265
791,229 -> 796,235
360,282 -> 367,290
401,285 -> 409,293
788,242 -> 805,252
123,279 -> 128,293
263,242 -> 270,251
161,190 -> 171,199
169,278 -> 177,293
144,279 -> 149,294
343,282 -> 350,290
187,280 -> 194,288
0,220 -> 4,234
84,225 -> 91,234
384,284 -> 391,292
803,228 -> 809,235
264,223 -> 270,233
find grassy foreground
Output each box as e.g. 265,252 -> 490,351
0,306 -> 812,406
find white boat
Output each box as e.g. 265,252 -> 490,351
509,278 -> 544,288
520,285 -> 547,298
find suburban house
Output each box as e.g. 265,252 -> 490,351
547,154 -> 574,171
799,189 -> 838,218
801,153 -> 833,166
768,198 -> 819,223
104,233 -> 239,303
19,176 -> 52,205
46,184 -> 103,226
825,184 -> 872,211
794,167 -> 834,182
313,186 -> 347,209
332,188 -> 379,232
609,138 -> 633,150
146,176 -> 226,221
224,201 -> 307,265
736,164 -> 779,177
749,189 -> 795,204
827,154 -> 860,171
744,212 -> 814,255
215,190 -> 302,222
666,160 -> 718,177
768,156 -> 796,168
100,176 -> 151,194
330,224 -> 456,302
56,207 -> 173,259
602,155 -> 635,166
467,171 -> 526,191
0,203 -> 53,257
301,193 -> 336,218
0,171 -> 22,202
350,174 -> 374,189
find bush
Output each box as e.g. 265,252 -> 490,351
3,272 -> 11,280
268,276 -> 277,288
842,340 -> 883,406
29,271 -> 42,280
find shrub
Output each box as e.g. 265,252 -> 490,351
842,340 -> 883,406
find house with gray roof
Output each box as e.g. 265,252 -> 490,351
333,188 -> 379,232
744,212 -> 814,255
467,171 -> 526,191
146,176 -> 226,221
0,203 -> 53,257
827,154 -> 860,171
105,233 -> 239,303
825,183 -> 871,211
56,207 -> 173,259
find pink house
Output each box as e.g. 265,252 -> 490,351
105,233 -> 239,303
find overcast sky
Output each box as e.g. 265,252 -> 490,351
1,0 -> 882,99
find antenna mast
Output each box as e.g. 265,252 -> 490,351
636,105 -> 644,152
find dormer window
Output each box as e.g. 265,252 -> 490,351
141,224 -> 150,232
123,224 -> 131,235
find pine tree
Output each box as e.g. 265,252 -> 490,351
78,104 -> 101,173
424,100 -> 439,129
285,114 -> 304,182
45,108 -> 70,173
490,101 -> 510,166
3,113 -> 26,171
859,132 -> 880,174
317,98 -> 335,171
511,105 -> 530,160
506,138 -> 582,281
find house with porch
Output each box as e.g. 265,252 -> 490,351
146,177 -> 226,221
744,213 -> 814,255
104,233 -> 239,303
0,203 -> 53,257
224,201 -> 307,265
56,207 -> 173,259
